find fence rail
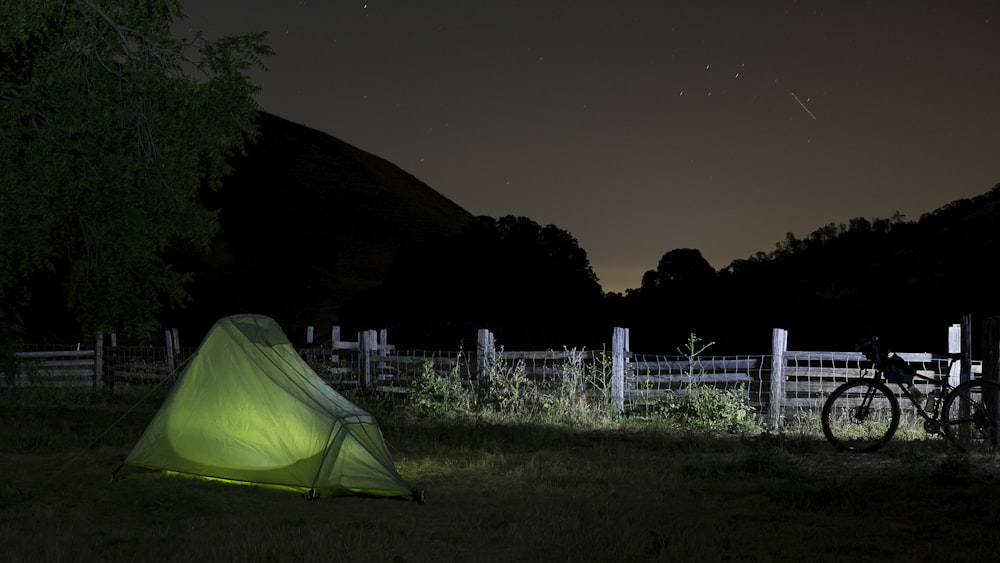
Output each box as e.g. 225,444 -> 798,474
6,318 -> 996,430
11,349 -> 98,388
626,354 -> 767,408
2,338 -> 194,392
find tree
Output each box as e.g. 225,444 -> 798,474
0,0 -> 272,340
642,248 -> 716,290
340,215 -> 607,348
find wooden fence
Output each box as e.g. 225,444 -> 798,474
3,329 -> 188,391
7,317 -> 997,430
768,324 -> 981,428
300,326 -> 402,391
302,321 -> 990,427
11,348 -> 101,390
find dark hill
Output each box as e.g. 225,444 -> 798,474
166,111 -> 475,341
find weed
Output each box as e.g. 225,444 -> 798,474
652,334 -> 758,434
555,347 -> 588,412
483,348 -> 533,416
677,332 -> 715,382
534,347 -> 595,420
658,384 -> 757,433
406,357 -> 474,417
585,348 -> 617,416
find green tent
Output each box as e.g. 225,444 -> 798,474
124,314 -> 412,498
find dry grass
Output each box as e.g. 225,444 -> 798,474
2,387 -> 1000,562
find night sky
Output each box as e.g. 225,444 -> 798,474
176,1 -> 999,294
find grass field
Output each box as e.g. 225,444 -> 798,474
2,386 -> 1000,562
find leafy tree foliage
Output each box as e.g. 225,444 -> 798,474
640,248 -> 716,291
626,248 -> 720,348
340,215 -> 606,348
0,0 -> 271,339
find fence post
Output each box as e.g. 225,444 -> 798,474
985,318 -> 1000,383
165,329 -> 175,374
948,323 -> 962,388
94,332 -> 104,393
961,314 -> 973,385
359,330 -> 376,393
769,328 -> 788,429
306,326 -> 315,344
328,326 -> 342,372
983,317 -> 1000,443
955,314 -> 975,444
107,332 -> 118,392
611,327 -> 627,415
477,329 -> 495,401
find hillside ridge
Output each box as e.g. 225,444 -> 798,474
169,111 -> 476,338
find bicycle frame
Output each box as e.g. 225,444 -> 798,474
824,336 -> 998,452
892,372 -> 947,427
861,347 -> 958,434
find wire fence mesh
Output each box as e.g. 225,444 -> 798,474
2,343 -> 195,392
627,353 -> 772,410
5,336 -> 985,429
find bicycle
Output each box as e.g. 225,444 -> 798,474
821,336 -> 1000,453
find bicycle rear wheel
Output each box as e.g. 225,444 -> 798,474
941,379 -> 1000,454
821,380 -> 900,452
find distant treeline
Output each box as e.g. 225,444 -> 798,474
340,185 -> 1000,355
11,108 -> 995,357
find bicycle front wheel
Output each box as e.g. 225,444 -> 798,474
821,380 -> 900,452
941,380 -> 1000,454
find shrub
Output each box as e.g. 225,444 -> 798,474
533,347 -> 589,418
484,348 -> 533,416
652,333 -> 758,434
656,384 -> 756,433
406,358 -> 474,417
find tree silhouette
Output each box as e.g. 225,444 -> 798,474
0,1 -> 271,341
642,248 -> 716,290
614,186 -> 1000,354
340,215 -> 605,348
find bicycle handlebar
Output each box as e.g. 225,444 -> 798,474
856,335 -> 920,384
855,336 -> 887,364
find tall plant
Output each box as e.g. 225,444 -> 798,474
407,357 -> 474,417
656,333 -> 756,433
484,347 -> 531,415
584,348 -> 616,416
678,332 -> 715,386
0,0 -> 272,340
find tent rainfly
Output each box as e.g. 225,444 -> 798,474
122,314 -> 413,499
